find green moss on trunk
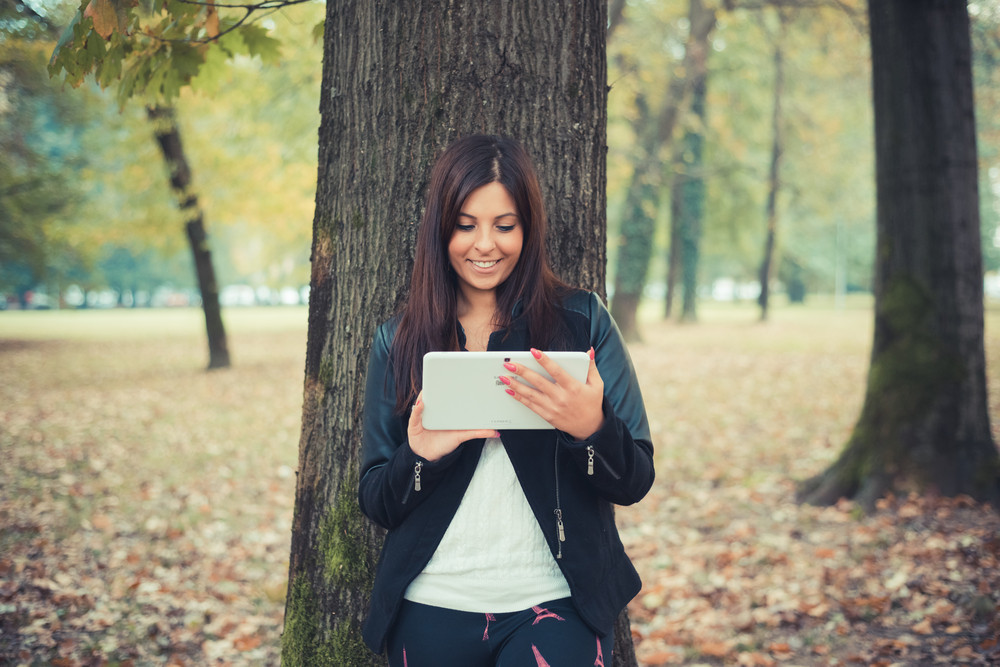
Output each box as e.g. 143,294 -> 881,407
319,469 -> 373,589
281,574 -> 321,665
281,573 -> 374,666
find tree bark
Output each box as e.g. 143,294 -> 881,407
147,105 -> 230,370
757,12 -> 787,322
282,2 -> 644,664
798,0 -> 999,510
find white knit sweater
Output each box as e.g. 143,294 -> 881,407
403,438 -> 571,612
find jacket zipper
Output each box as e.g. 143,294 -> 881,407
553,447 -> 565,559
413,461 -> 423,491
586,445 -> 621,480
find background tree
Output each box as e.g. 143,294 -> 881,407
609,0 -> 715,338
47,0 -> 289,364
756,9 -> 788,320
147,104 -> 229,367
674,43 -> 709,323
0,1 -> 94,303
798,0 -> 1000,508
281,1 -> 649,664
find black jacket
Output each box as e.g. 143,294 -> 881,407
357,289 -> 654,653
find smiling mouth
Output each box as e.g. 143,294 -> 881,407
470,259 -> 500,268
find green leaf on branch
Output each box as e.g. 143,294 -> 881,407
237,24 -> 281,63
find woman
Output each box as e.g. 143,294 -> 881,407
359,135 -> 654,666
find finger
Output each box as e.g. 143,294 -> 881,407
467,429 -> 502,440
505,375 -> 547,403
504,359 -> 556,393
585,347 -> 601,385
528,348 -> 573,385
408,392 -> 425,432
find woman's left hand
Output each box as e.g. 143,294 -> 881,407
501,348 -> 605,441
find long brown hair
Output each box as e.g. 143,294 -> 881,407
391,135 -> 569,413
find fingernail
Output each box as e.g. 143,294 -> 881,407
589,347 -> 595,360
505,388 -> 515,396
503,362 -> 517,372
530,348 -> 541,359
499,375 -> 512,386
493,430 -> 502,438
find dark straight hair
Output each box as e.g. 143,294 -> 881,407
390,134 -> 569,413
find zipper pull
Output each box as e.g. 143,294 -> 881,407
586,446 -> 595,476
414,461 -> 423,492
554,509 -> 565,559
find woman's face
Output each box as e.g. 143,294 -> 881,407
448,181 -> 524,303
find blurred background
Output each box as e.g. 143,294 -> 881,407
2,1 -> 996,318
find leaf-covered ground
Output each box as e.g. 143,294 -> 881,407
1,302 -> 998,666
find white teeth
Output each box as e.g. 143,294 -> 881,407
472,260 -> 499,268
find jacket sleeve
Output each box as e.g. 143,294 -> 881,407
557,292 -> 655,505
357,323 -> 462,530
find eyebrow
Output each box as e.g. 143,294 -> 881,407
457,211 -> 519,221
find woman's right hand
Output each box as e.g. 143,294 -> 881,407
407,391 -> 500,461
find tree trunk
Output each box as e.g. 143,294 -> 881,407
611,94 -> 658,343
757,13 -> 787,322
147,105 -> 230,370
798,0 -> 999,510
664,168 -> 681,318
678,22 -> 709,324
281,2 -> 643,665
611,0 -> 716,336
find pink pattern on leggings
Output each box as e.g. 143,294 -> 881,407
531,644 -> 551,666
483,613 -> 496,641
530,605 -> 565,625
594,634 -> 605,666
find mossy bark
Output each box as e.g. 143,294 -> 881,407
284,2 -> 646,664
798,0 -> 999,510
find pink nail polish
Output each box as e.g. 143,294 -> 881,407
499,375 -> 512,386
505,388 -> 515,396
493,430 -> 502,438
589,348 -> 595,360
530,348 -> 541,359
503,362 -> 517,372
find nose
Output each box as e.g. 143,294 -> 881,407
473,227 -> 496,254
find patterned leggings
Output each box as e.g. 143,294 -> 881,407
386,598 -> 612,667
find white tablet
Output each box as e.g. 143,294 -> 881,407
421,351 -> 591,430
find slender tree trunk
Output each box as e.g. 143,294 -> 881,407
664,165 -> 681,318
147,105 -> 230,370
798,0 -> 999,509
282,2 -> 643,664
663,196 -> 681,320
757,13 -> 787,322
678,16 -> 710,323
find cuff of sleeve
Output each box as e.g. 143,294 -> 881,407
557,397 -> 616,448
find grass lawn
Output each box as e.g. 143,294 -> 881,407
1,300 -> 998,666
